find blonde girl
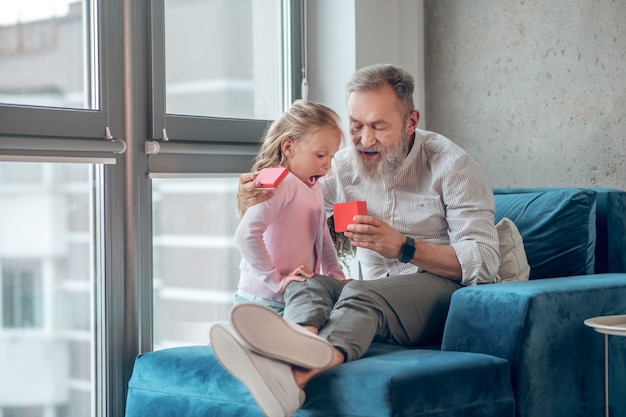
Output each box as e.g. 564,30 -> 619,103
233,100 -> 346,313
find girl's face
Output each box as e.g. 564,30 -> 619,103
282,128 -> 341,187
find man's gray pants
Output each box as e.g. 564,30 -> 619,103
283,272 -> 462,362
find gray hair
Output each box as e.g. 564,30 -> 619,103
346,63 -> 415,118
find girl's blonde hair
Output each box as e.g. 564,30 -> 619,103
252,99 -> 342,171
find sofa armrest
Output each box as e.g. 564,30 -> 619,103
441,274 -> 626,417
592,188 -> 626,273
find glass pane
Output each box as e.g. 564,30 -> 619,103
0,162 -> 97,417
164,0 -> 283,120
0,0 -> 96,109
152,177 -> 241,349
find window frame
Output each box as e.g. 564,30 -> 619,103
148,0 -> 303,143
0,0 -> 124,151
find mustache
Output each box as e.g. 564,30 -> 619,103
354,144 -> 385,153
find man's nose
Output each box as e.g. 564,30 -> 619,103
360,127 -> 376,148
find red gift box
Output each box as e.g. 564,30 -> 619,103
332,201 -> 368,232
256,167 -> 289,189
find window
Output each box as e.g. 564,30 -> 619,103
150,0 -> 302,144
0,0 -> 303,415
164,0 -> 284,120
0,0 -> 94,110
150,0 -> 303,349
0,0 -> 123,416
0,0 -> 122,147
0,162 -> 98,417
152,177 -> 241,348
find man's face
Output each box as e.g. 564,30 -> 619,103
348,84 -> 417,180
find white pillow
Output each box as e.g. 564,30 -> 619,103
496,217 -> 531,282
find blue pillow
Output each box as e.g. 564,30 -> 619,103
493,188 -> 596,279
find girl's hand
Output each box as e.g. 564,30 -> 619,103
279,265 -> 314,293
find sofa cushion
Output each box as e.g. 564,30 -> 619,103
303,349 -> 514,417
493,188 -> 596,279
496,217 -> 530,282
126,345 -> 515,417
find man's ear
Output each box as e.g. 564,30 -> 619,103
281,137 -> 295,156
406,110 -> 420,136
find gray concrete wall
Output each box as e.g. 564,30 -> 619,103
424,1 -> 625,189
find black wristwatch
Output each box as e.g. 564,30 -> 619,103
399,236 -> 416,263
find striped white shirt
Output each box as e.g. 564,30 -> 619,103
320,129 -> 500,286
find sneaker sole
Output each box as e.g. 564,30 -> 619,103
230,303 -> 334,369
210,323 -> 303,417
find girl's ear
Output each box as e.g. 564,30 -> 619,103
281,137 -> 295,156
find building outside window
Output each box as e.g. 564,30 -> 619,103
1,261 -> 43,329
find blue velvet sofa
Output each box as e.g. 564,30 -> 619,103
125,187 -> 626,417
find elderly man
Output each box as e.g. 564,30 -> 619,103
211,63 -> 500,417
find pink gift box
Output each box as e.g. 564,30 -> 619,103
332,201 -> 368,232
256,167 -> 288,189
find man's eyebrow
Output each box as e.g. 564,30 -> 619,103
369,118 -> 389,126
349,117 -> 387,125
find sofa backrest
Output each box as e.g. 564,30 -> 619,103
493,188 -> 626,279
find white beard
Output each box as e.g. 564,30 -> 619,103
353,132 -> 410,182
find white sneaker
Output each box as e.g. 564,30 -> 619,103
230,303 -> 335,369
210,322 -> 305,417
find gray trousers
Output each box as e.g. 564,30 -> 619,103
283,272 -> 462,362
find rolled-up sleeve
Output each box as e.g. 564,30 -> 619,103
443,155 -> 500,285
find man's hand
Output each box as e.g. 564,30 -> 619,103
345,215 -> 463,280
344,215 -> 405,259
237,172 -> 273,218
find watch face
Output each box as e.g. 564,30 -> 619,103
400,237 -> 416,263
